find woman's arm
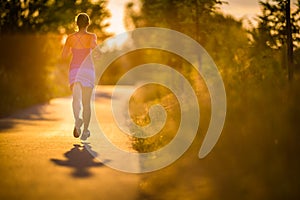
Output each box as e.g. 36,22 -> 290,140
91,34 -> 102,59
61,36 -> 72,60
91,33 -> 97,49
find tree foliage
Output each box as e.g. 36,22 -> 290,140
125,0 -> 251,83
126,0 -> 223,42
0,0 -> 111,38
252,0 -> 300,50
248,0 -> 300,80
125,0 -> 300,82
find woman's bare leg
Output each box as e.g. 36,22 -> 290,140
72,82 -> 82,124
82,86 -> 93,132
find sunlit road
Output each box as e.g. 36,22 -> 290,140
0,86 -> 140,200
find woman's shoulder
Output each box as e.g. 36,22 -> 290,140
67,32 -> 77,37
66,32 -> 77,41
86,32 -> 97,38
68,32 -> 96,38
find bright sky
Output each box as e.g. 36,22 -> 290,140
106,0 -> 129,34
221,0 -> 298,27
220,0 -> 260,26
106,0 -> 298,34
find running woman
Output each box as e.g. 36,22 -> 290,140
61,13 -> 97,140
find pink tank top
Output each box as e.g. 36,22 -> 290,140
70,35 -> 94,69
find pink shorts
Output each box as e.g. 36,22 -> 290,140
69,67 -> 95,88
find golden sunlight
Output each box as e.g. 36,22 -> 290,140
61,34 -> 68,45
104,0 -> 133,49
221,0 -> 298,27
106,0 -> 128,35
105,32 -> 130,50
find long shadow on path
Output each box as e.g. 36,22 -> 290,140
51,144 -> 105,178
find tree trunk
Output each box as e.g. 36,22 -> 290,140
286,0 -> 294,81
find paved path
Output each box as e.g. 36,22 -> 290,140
0,86 -> 141,200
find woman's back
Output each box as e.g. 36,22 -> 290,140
68,32 -> 97,68
68,32 -> 96,49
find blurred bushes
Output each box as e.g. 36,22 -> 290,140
0,34 -> 69,117
134,78 -> 300,199
123,3 -> 300,198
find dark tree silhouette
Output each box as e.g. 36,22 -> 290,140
0,0 -> 111,39
253,0 -> 300,80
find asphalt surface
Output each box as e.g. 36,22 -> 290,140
0,86 -> 141,200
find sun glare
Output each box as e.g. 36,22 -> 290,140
105,32 -> 130,50
104,0 -> 132,49
61,34 -> 68,45
106,0 -> 127,35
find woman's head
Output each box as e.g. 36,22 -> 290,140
75,13 -> 90,29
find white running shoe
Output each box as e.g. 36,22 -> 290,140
80,130 -> 90,141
